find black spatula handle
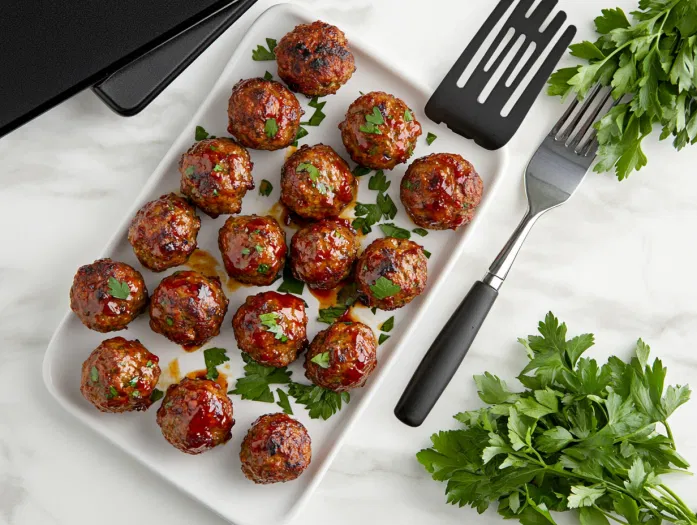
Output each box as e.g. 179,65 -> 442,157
394,280 -> 498,427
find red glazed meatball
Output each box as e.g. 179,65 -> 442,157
70,258 -> 148,332
339,91 -> 422,170
304,322 -> 377,392
227,78 -> 303,150
149,271 -> 228,347
179,137 -> 254,218
156,377 -> 234,455
218,215 -> 287,286
276,20 -> 356,96
280,144 -> 356,220
355,237 -> 428,310
80,337 -> 161,413
290,219 -> 358,289
127,193 -> 201,272
232,291 -> 308,367
239,413 -> 311,484
401,153 -> 483,230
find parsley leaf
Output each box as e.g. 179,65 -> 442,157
426,132 -> 437,145
287,382 -> 350,420
263,70 -> 273,81
378,333 -> 390,345
353,202 -> 382,234
369,276 -> 401,299
195,125 -> 210,141
366,106 -> 384,125
310,352 -> 331,369
259,179 -> 273,196
277,265 -> 305,295
264,118 -> 278,138
377,192 -> 398,220
107,277 -> 130,300
352,165 -> 372,177
317,306 -> 348,324
379,223 -> 411,239
276,388 -> 293,415
229,353 -> 292,402
90,366 -> 99,383
293,125 -> 309,147
412,228 -> 428,237
252,38 -> 277,61
203,347 -> 229,380
368,170 -> 390,192
259,312 -> 288,342
150,388 -> 164,403
301,96 -> 326,127
380,316 -> 394,333
404,109 -> 414,122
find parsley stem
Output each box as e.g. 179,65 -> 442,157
657,484 -> 697,521
664,420 -> 675,446
592,505 -> 628,525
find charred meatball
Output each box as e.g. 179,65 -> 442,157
70,259 -> 148,332
127,193 -> 201,272
227,78 -> 303,150
149,271 -> 228,347
218,215 -> 287,286
290,219 -> 358,289
156,377 -> 234,454
281,144 -> 356,220
355,237 -> 428,310
401,153 -> 483,230
179,137 -> 254,218
339,91 -> 422,170
240,413 -> 311,484
276,20 -> 356,96
80,337 -> 161,413
304,322 -> 377,391
232,291 -> 307,367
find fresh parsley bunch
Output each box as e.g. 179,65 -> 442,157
548,0 -> 697,180
418,313 -> 695,525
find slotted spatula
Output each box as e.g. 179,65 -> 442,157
425,0 -> 577,150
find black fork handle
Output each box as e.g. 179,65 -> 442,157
394,280 -> 498,427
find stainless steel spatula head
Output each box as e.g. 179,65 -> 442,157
425,0 -> 576,150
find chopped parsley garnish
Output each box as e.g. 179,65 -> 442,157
360,106 -> 384,134
264,118 -> 278,138
204,347 -> 229,380
377,192 -> 398,220
185,165 -> 195,176
259,179 -> 273,196
293,126 -> 309,147
380,223 -> 411,239
90,366 -> 99,383
263,70 -> 273,80
380,316 -> 395,333
426,132 -> 437,145
257,263 -> 270,274
254,244 -> 264,254
209,144 -> 218,151
131,390 -> 141,398
317,306 -> 348,324
403,180 -> 413,190
287,382 -> 350,420
213,163 -> 225,172
128,377 -> 138,388
370,277 -> 401,300
107,386 -> 118,399
165,316 -> 174,326
310,352 -> 331,369
241,247 -> 251,256
423,249 -> 431,259
252,38 -> 277,61
301,96 -> 326,127
107,277 -> 130,300
212,189 -> 219,197
368,170 -> 390,192
404,109 -> 414,122
277,265 -> 305,295
195,125 -> 210,141
146,360 -> 154,368
229,352 -> 292,403
150,389 -> 164,403
297,162 -> 330,194
259,312 -> 288,342
413,228 -> 428,237
276,388 -> 293,415
337,281 -> 360,306
352,202 -> 382,234
371,307 -> 378,315
352,165 -> 372,177
378,333 -> 390,345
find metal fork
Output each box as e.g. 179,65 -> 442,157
395,84 -> 615,427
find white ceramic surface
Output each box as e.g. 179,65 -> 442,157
2,1 -> 697,525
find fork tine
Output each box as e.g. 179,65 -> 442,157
569,87 -> 612,149
576,96 -> 622,155
555,83 -> 603,142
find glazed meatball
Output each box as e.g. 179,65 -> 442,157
232,291 -> 307,367
156,377 -> 234,455
339,91 -> 422,170
149,271 -> 228,347
304,322 -> 377,391
290,219 -> 358,289
218,215 -> 287,286
401,153 -> 483,230
80,337 -> 161,413
179,137 -> 254,218
240,413 -> 311,484
227,78 -> 303,150
280,144 -> 356,220
127,193 -> 201,272
276,20 -> 356,96
355,237 -> 428,310
70,259 -> 148,332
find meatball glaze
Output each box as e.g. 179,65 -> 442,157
227,78 -> 303,150
218,215 -> 287,286
149,271 -> 228,347
80,337 -> 161,413
304,321 -> 377,391
280,144 -> 356,220
290,219 -> 358,289
239,413 -> 311,484
232,291 -> 308,367
70,258 -> 148,332
156,378 -> 234,455
355,237 -> 428,311
339,91 -> 422,170
127,193 -> 201,272
179,137 -> 254,218
276,20 -> 356,96
401,153 -> 483,230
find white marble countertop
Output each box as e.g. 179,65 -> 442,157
2,0 -> 697,524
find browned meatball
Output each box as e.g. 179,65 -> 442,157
179,137 -> 254,218
401,153 -> 483,230
276,20 -> 356,96
355,237 -> 428,310
70,259 -> 148,332
218,215 -> 287,286
290,219 -> 358,290
240,413 -> 311,484
339,91 -> 422,170
304,322 -> 377,392
281,144 -> 356,220
232,291 -> 307,367
80,337 -> 161,413
156,377 -> 234,455
127,193 -> 201,272
227,78 -> 303,150
149,271 -> 228,347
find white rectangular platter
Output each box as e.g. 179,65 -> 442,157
43,4 -> 508,525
